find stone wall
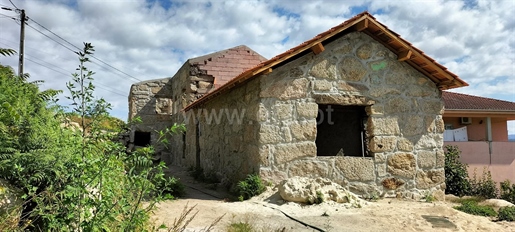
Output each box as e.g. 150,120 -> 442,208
184,77 -> 262,185
257,32 -> 445,199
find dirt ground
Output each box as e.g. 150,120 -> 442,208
151,166 -> 515,232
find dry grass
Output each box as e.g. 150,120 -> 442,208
154,203 -> 224,232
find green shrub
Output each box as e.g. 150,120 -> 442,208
470,168 -> 498,199
227,222 -> 254,232
444,145 -> 471,196
153,175 -> 185,200
498,206 -> 515,221
454,200 -> 497,217
237,174 -> 265,200
500,180 -> 515,204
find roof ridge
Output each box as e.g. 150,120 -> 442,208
444,91 -> 515,104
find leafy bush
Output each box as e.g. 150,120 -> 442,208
0,44 -> 185,231
444,145 -> 471,196
237,174 -> 265,200
470,168 -> 498,199
500,180 -> 515,204
454,200 -> 497,217
498,206 -> 515,221
154,175 -> 185,200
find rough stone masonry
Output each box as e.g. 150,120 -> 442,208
129,31 -> 447,200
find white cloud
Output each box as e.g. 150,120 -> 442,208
0,0 -> 513,134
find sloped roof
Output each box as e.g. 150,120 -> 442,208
188,45 -> 267,88
443,91 -> 515,111
185,11 -> 468,111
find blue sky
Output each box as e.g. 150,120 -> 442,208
0,0 -> 514,133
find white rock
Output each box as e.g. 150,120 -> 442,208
278,176 -> 364,205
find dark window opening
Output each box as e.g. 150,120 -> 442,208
134,131 -> 151,147
316,104 -> 368,157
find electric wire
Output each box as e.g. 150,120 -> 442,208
8,0 -> 18,9
28,18 -> 144,82
1,42 -> 128,97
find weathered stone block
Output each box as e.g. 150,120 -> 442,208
336,81 -> 369,92
309,58 -> 336,79
348,182 -> 381,196
387,153 -> 416,178
274,103 -> 293,120
257,104 -> 268,122
335,157 -> 375,181
198,80 -> 212,89
401,115 -> 424,136
365,104 -> 383,116
313,94 -> 374,105
260,168 -> 288,184
259,124 -> 283,144
435,116 -> 445,133
377,163 -> 387,177
274,142 -> 316,165
435,150 -> 445,168
397,137 -> 414,152
386,97 -> 411,114
313,80 -> 332,91
416,169 -> 445,189
260,78 -> 308,100
374,153 -> 386,163
415,134 -> 443,150
369,136 -> 396,152
368,117 -> 400,136
369,87 -> 401,98
356,43 -> 373,60
381,177 -> 405,190
296,102 -> 318,119
417,150 -> 436,169
419,99 -> 444,114
339,57 -> 367,81
289,121 -> 316,141
282,127 -> 292,142
406,86 -> 437,97
288,160 -> 329,177
259,145 -> 270,166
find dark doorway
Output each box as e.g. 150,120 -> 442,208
316,104 -> 368,157
134,131 -> 151,147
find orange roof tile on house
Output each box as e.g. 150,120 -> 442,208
184,11 -> 468,111
443,91 -> 515,111
188,45 -> 267,88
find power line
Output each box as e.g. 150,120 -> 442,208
24,56 -> 128,97
1,41 -> 128,97
25,22 -> 77,53
28,18 -> 143,83
8,0 -> 18,9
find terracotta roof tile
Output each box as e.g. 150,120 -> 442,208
443,91 -> 515,111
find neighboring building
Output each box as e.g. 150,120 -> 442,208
442,91 -> 515,183
128,12 -> 469,199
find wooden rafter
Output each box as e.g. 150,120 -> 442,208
311,43 -> 325,55
397,49 -> 412,61
354,18 -> 369,31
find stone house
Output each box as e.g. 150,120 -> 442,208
128,12 -> 468,199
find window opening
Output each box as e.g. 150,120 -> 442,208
315,104 -> 368,157
134,131 -> 151,147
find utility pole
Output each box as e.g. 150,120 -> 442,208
18,9 -> 26,77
